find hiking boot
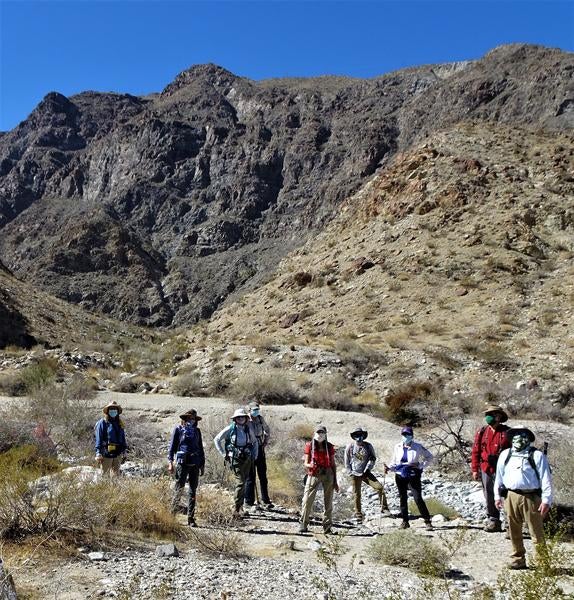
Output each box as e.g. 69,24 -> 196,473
188,519 -> 197,528
399,521 -> 410,529
484,520 -> 502,533
324,528 -> 338,535
263,502 -> 275,510
424,520 -> 434,531
508,561 -> 527,570
232,510 -> 246,521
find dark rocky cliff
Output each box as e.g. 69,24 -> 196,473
0,44 -> 572,325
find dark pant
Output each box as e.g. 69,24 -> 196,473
245,446 -> 271,505
395,471 -> 431,522
481,470 -> 501,522
172,463 -> 199,522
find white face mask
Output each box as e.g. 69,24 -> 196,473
314,433 -> 326,442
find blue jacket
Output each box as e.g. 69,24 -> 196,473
95,417 -> 127,457
168,424 -> 205,468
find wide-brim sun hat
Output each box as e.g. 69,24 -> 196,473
103,400 -> 122,415
232,408 -> 249,419
484,404 -> 509,423
179,409 -> 202,421
350,427 -> 368,440
506,425 -> 535,443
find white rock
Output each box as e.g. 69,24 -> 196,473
88,552 -> 106,561
431,514 -> 447,523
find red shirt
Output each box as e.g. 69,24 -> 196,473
471,425 -> 510,475
304,441 -> 335,475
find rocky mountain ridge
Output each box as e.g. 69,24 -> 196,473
0,44 -> 572,326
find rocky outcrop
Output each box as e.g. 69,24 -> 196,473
0,44 -> 572,325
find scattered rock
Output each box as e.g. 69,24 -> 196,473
155,544 -> 179,558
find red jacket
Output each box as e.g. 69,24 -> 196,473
304,441 -> 335,476
471,425 -> 510,475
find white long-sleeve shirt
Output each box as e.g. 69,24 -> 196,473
388,441 -> 433,475
494,447 -> 553,505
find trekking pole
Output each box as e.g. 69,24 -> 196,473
255,477 -> 261,506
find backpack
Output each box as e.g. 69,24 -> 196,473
175,424 -> 201,465
224,423 -> 254,468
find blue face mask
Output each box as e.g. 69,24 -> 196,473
185,420 -> 196,428
108,410 -> 119,418
251,409 -> 260,417
356,435 -> 365,442
402,435 -> 413,445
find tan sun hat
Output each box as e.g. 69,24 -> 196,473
484,404 -> 508,423
103,400 -> 122,415
232,408 -> 249,420
179,409 -> 202,421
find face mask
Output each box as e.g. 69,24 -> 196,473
512,435 -> 529,451
251,409 -> 260,417
402,435 -> 413,445
108,410 -> 118,418
355,436 -> 365,442
185,420 -> 196,427
314,433 -> 326,442
485,415 -> 495,425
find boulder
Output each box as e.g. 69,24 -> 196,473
155,544 -> 179,558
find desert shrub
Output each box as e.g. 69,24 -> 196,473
0,372 -> 27,397
110,375 -> 149,394
0,470 -> 182,541
230,370 -> 301,405
186,527 -> 244,558
171,370 -> 205,396
0,417 -> 36,452
289,423 -> 315,440
334,339 -> 386,372
305,374 -> 357,411
408,497 -> 459,520
20,359 -> 58,393
368,530 -> 448,576
24,375 -> 97,456
382,381 -> 434,424
195,485 -> 235,527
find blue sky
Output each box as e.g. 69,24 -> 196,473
0,0 -> 572,131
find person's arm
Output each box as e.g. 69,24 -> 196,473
537,452 -> 553,514
365,443 -> 376,472
303,442 -> 313,469
214,425 -> 231,457
198,429 -> 205,475
249,423 -> 259,461
331,445 -> 339,492
494,450 -> 507,509
344,444 -> 352,473
94,420 -> 104,462
262,417 -> 270,447
471,428 -> 482,480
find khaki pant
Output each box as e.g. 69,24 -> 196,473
504,491 -> 546,567
300,468 -> 335,532
352,471 -> 388,516
101,456 -> 122,477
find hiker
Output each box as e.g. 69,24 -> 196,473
94,400 -> 127,476
299,425 -> 339,534
494,425 -> 553,570
244,401 -> 274,510
344,427 -> 390,522
168,409 -> 205,527
214,408 -> 258,518
386,426 -> 433,530
471,404 -> 510,532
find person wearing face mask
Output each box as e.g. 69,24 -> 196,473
94,401 -> 127,476
344,427 -> 390,523
244,401 -> 273,510
214,408 -> 258,519
299,425 -> 339,534
168,409 -> 205,527
494,426 -> 553,570
471,404 -> 511,532
386,426 -> 433,530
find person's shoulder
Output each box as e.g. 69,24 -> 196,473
499,448 -> 511,460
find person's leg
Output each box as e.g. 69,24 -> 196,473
409,472 -> 431,522
100,457 -> 113,476
187,465 -> 199,523
482,471 -> 501,530
322,470 -> 335,532
505,492 -> 527,568
352,476 -> 363,517
395,475 -> 409,525
363,471 -> 388,511
244,458 -> 256,506
256,447 -> 271,504
300,476 -> 320,529
171,463 -> 189,514
234,459 -> 253,513
111,457 -> 122,476
524,494 -> 546,562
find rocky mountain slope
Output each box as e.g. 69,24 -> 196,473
0,44 -> 572,326
204,122 -> 574,390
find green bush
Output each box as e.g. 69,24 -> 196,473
20,359 -> 58,393
172,370 -> 205,396
368,530 -> 448,576
230,370 -> 301,405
